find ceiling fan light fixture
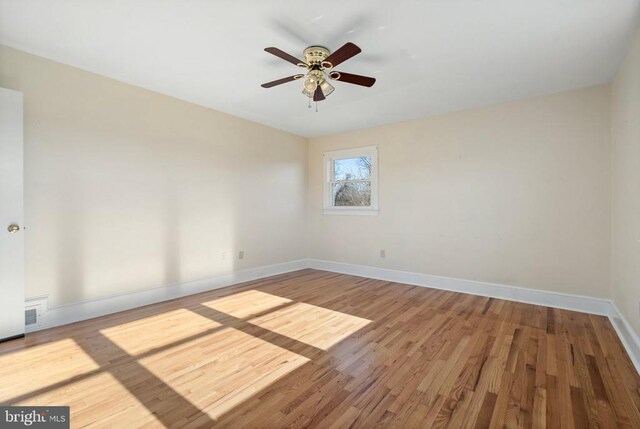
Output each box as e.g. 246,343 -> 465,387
320,80 -> 334,97
302,78 -> 334,98
262,42 -> 375,105
303,76 -> 318,92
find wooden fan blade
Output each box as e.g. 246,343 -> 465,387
313,85 -> 325,102
261,74 -> 303,88
330,71 -> 376,87
322,42 -> 361,68
264,47 -> 306,66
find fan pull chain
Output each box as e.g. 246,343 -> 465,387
315,102 -> 318,112
308,97 -> 311,108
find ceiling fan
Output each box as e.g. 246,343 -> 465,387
261,42 -> 376,105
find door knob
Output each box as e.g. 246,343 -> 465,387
7,224 -> 20,234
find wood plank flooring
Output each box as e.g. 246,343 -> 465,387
1,269 -> 639,428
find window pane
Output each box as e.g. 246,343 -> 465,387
332,181 -> 371,207
333,157 -> 371,181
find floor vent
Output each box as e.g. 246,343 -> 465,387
25,296 -> 48,332
25,308 -> 38,326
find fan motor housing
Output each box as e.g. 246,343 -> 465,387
303,46 -> 330,66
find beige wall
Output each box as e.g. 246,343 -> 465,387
309,86 -> 612,298
612,29 -> 640,334
0,44 -> 624,311
0,45 -> 308,307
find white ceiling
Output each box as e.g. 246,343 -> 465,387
1,0 -> 639,137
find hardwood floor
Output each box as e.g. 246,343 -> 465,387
1,269 -> 639,428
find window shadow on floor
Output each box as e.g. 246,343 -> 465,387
0,269 -> 377,427
0,268 -> 605,428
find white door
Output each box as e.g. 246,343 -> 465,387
0,88 -> 24,342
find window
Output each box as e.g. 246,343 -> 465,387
323,145 -> 378,215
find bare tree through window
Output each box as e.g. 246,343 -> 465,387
333,157 -> 372,206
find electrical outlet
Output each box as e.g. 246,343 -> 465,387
380,249 -> 386,258
238,250 -> 244,260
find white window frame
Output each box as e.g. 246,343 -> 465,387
323,145 -> 379,216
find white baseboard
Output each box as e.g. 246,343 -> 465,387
29,256 -> 640,376
35,259 -> 309,331
607,302 -> 640,375
308,259 -> 612,314
308,259 -> 640,375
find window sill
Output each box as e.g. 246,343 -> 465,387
323,209 -> 379,216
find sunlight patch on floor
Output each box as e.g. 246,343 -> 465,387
138,326 -> 309,420
14,371 -> 162,428
100,308 -> 219,356
0,338 -> 100,403
248,302 -> 372,350
202,289 -> 292,319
